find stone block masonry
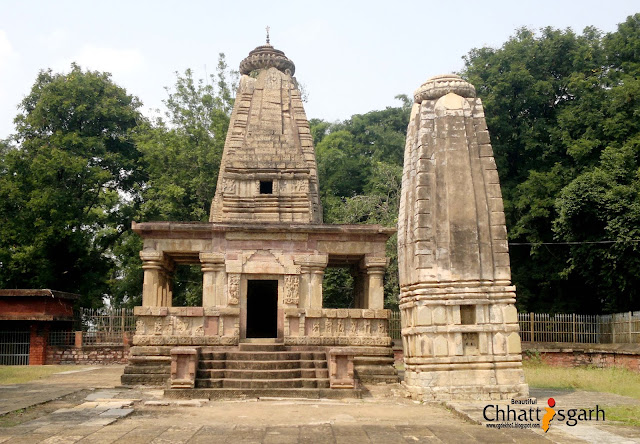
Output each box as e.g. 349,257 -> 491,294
398,74 -> 528,401
46,345 -> 129,365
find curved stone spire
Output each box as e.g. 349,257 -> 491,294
210,44 -> 321,223
398,74 -> 527,401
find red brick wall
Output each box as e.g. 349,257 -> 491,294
0,297 -> 74,318
29,324 -> 48,365
524,350 -> 640,371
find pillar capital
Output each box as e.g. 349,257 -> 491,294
363,256 -> 389,274
199,252 -> 225,264
295,254 -> 328,271
200,252 -> 225,273
140,251 -> 174,272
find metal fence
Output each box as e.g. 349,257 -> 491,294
48,330 -> 75,347
389,310 -> 402,340
518,311 -> 640,344
388,310 -> 640,345
77,307 -> 136,333
0,331 -> 30,365
47,308 -> 136,348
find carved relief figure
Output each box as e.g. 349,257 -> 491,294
223,179 -> 236,194
228,274 -> 240,305
284,275 -> 299,304
324,318 -> 333,336
174,317 -> 189,334
136,319 -> 145,335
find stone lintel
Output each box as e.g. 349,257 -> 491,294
132,221 -> 396,238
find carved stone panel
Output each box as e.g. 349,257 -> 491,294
284,275 -> 299,305
228,273 -> 240,305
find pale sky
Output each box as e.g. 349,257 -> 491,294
0,1 -> 638,139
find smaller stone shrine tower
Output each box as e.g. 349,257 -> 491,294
398,75 -> 528,400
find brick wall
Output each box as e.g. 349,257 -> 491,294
522,342 -> 640,372
46,345 -> 129,365
29,324 -> 48,365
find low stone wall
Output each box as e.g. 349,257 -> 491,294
46,345 -> 129,365
522,342 -> 640,372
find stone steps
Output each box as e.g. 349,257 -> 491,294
196,368 -> 329,380
121,348 -> 172,386
202,359 -> 327,371
195,378 -> 330,389
165,388 -> 362,400
193,344 -> 331,392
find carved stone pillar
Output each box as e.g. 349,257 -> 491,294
363,257 -> 388,309
140,251 -> 174,307
295,254 -> 328,309
200,253 -> 225,307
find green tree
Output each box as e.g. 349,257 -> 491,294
314,100 -> 409,309
462,15 -> 640,313
0,64 -> 143,307
112,55 -> 237,307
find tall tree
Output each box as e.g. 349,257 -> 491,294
112,54 -> 237,307
313,100 -> 410,309
0,64 -> 143,307
462,15 -> 640,313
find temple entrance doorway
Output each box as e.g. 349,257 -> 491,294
246,280 -> 278,338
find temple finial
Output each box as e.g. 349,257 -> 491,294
266,26 -> 270,44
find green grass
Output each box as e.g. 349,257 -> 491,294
523,361 -> 640,400
0,365 -> 92,385
600,405 -> 640,426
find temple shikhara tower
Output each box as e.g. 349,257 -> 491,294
122,40 -> 397,393
398,75 -> 528,400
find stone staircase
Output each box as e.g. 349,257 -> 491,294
121,346 -> 171,386
195,343 -> 330,389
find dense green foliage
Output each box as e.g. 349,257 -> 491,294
462,15 -> 640,313
116,55 -> 236,307
0,65 -> 143,307
314,101 -> 409,309
1,15 -> 639,314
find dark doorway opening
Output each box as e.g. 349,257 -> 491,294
246,280 -> 278,338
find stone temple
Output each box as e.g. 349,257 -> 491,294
122,41 -> 398,393
398,75 -> 528,400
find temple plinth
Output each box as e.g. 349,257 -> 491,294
398,74 -> 528,401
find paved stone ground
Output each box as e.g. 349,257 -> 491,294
0,366 -> 639,443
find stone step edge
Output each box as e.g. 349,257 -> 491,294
199,359 -> 327,364
164,388 -> 363,400
197,368 -> 328,374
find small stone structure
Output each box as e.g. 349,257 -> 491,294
123,41 -> 397,390
398,75 -> 528,400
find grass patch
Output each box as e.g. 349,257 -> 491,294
0,365 -> 91,385
600,405 -> 640,426
523,361 -> 640,399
